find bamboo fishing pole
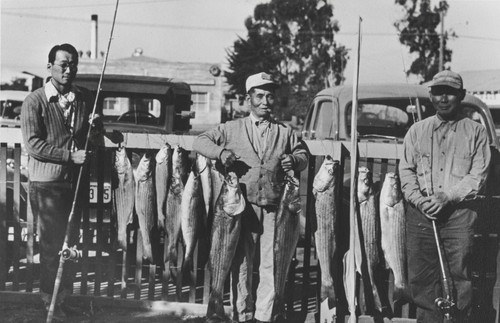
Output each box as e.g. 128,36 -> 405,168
345,16 -> 362,323
45,1 -> 120,322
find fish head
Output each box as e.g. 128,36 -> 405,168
155,144 -> 171,164
312,155 -> 339,194
285,176 -> 302,213
221,172 -> 245,215
114,147 -> 130,173
381,172 -> 403,206
196,154 -> 209,172
357,166 -> 373,201
136,153 -> 153,181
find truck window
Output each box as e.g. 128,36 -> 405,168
346,99 -> 434,139
101,95 -> 162,126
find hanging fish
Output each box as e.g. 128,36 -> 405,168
313,156 -> 340,310
112,147 -> 135,251
357,166 -> 382,312
164,145 -> 189,265
134,152 -> 156,262
273,175 -> 301,320
155,143 -> 171,231
206,171 -> 245,320
380,172 -> 408,300
181,164 -> 205,266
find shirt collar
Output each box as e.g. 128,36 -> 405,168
249,113 -> 271,126
44,79 -> 78,102
432,114 -> 459,132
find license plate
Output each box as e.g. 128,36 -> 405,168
89,182 -> 111,204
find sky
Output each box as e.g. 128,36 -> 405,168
1,0 -> 499,86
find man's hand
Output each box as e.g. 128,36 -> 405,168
280,154 -> 295,172
420,192 -> 450,219
70,150 -> 88,165
89,113 -> 102,128
220,149 -> 239,167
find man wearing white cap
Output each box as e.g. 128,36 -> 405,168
193,72 -> 308,322
399,70 -> 491,322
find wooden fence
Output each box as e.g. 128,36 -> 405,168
1,132 -> 499,322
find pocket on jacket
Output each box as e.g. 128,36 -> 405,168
451,154 -> 472,178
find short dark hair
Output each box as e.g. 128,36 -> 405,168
48,43 -> 79,64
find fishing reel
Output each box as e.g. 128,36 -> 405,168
435,297 -> 456,320
61,245 -> 82,262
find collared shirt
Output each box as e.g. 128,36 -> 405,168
249,113 -> 272,158
399,114 -> 491,206
44,81 -> 77,138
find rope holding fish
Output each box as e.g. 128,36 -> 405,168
45,1 -> 120,322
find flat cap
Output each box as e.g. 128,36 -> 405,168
245,72 -> 277,93
429,70 -> 463,89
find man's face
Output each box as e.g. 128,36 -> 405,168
429,85 -> 464,120
247,87 -> 276,119
47,50 -> 78,88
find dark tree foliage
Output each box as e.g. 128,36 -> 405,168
394,0 -> 455,82
225,0 -> 349,120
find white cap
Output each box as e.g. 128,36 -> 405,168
245,72 -> 276,93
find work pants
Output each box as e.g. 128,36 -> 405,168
231,203 -> 285,322
29,181 -> 80,297
406,204 -> 476,323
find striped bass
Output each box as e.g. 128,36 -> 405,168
313,156 -> 339,308
164,145 -> 189,265
357,166 -> 382,312
380,172 -> 408,299
155,144 -> 171,231
273,175 -> 301,319
196,154 -> 212,219
134,153 -> 156,262
181,167 -> 205,265
112,147 -> 135,251
207,172 -> 245,320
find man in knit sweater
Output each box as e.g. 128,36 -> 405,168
20,43 -> 101,319
193,72 -> 308,323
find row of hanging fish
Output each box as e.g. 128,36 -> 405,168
313,156 -> 408,315
111,144 -> 218,272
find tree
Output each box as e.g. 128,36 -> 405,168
394,0 -> 455,82
225,0 -> 349,120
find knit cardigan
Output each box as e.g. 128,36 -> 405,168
192,117 -> 308,206
20,85 -> 93,182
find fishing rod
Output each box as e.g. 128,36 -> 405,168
45,1 -> 120,322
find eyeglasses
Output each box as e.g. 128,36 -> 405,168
53,62 -> 78,71
253,93 -> 276,104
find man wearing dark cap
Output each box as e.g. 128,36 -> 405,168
399,70 -> 491,322
193,72 -> 308,323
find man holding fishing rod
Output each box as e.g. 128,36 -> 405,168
21,43 -> 103,321
399,70 -> 491,322
193,72 -> 308,323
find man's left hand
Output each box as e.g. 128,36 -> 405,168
421,192 -> 450,218
280,154 -> 295,172
89,113 -> 102,127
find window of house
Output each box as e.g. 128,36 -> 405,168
192,92 -> 209,113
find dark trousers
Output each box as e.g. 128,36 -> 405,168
406,204 -> 476,323
29,181 -> 79,295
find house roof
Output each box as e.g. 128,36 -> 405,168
78,55 -> 221,85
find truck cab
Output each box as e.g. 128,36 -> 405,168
74,74 -> 193,135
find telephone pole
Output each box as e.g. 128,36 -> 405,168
438,1 -> 447,71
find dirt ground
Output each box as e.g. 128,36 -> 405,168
1,302 -> 210,323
